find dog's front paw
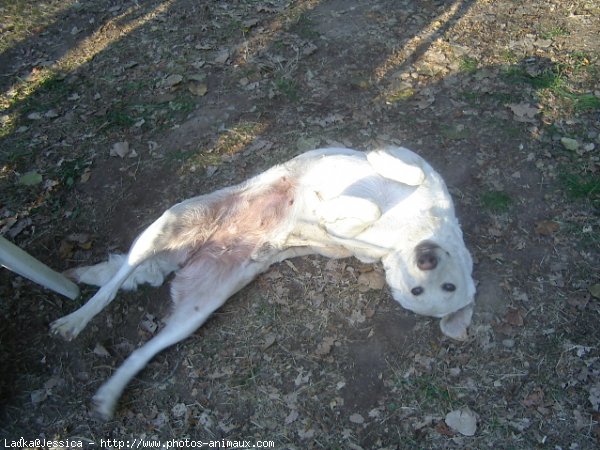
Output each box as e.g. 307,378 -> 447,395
50,313 -> 86,341
93,384 -> 119,420
367,149 -> 425,186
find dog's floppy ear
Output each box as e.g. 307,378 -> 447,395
439,303 -> 473,340
367,147 -> 426,186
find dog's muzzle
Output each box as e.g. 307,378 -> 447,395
415,240 -> 439,271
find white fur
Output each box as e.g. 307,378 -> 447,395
51,146 -> 475,418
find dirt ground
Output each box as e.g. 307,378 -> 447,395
1,0 -> 599,448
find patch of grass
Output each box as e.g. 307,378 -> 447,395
480,190 -> 512,213
559,171 -> 600,205
440,124 -> 469,141
105,104 -> 136,128
212,121 -> 267,156
565,92 -> 600,112
396,375 -> 453,408
274,78 -> 299,102
294,13 -> 319,39
502,66 -> 565,91
0,0 -> 74,53
539,26 -> 570,40
54,158 -> 89,189
528,68 -> 564,91
568,51 -> 593,72
2,69 -> 69,117
461,91 -> 518,106
459,56 -> 479,73
0,138 -> 32,165
502,55 -> 598,115
387,87 -> 415,103
254,301 -> 278,323
168,97 -> 196,114
168,148 -> 197,162
500,49 -> 519,64
225,18 -> 254,37
33,73 -> 70,104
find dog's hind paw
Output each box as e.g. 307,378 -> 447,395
50,313 -> 86,341
93,385 -> 119,420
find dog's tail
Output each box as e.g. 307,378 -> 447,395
64,253 -> 178,291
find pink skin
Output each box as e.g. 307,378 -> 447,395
58,178 -> 298,418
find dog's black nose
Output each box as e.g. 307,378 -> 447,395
415,240 -> 439,271
417,252 -> 438,271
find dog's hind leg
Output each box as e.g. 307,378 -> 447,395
316,195 -> 381,238
93,255 -> 265,419
65,253 -> 178,290
92,301 -> 212,419
51,210 -> 184,341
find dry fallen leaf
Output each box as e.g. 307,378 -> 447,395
58,240 -> 75,259
140,313 -> 158,334
188,82 -> 208,96
504,308 -> 525,327
294,371 -> 310,386
214,49 -> 230,64
435,420 -> 455,437
445,408 -> 477,436
44,109 -> 59,119
560,137 -> 579,151
349,413 -> 365,424
357,269 -> 386,291
522,388 -> 544,407
171,402 -> 188,418
110,141 -> 130,158
18,171 -> 43,186
30,389 -> 48,405
535,220 -> 560,236
297,136 -> 321,152
80,168 -> 91,183
93,343 -> 111,358
315,336 -> 335,356
285,409 -> 299,425
262,333 -> 276,350
508,103 -> 540,123
588,384 -> 600,411
297,428 -> 315,439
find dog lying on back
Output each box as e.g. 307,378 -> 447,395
51,146 -> 476,418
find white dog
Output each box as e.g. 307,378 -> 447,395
51,146 -> 475,418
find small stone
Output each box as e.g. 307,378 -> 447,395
214,49 -> 230,64
349,413 -> 365,424
502,339 -> 515,348
163,74 -> 183,87
44,109 -> 59,119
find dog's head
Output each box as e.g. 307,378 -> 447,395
382,239 -> 475,340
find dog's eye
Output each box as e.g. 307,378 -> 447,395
442,283 -> 456,292
411,287 -> 424,296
